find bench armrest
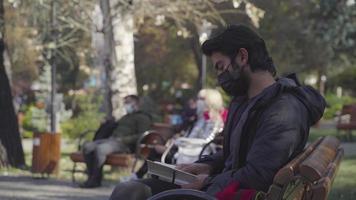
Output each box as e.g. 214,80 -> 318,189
135,130 -> 165,157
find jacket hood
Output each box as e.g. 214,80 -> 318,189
253,73 -> 326,126
277,73 -> 326,126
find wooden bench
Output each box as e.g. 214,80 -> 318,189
336,104 -> 356,141
69,152 -> 133,167
148,136 -> 343,200
265,136 -> 343,200
69,123 -> 175,183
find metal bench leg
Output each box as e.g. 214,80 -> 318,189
72,163 -> 77,183
341,130 -> 348,142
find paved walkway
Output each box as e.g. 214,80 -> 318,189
0,175 -> 114,200
340,143 -> 356,156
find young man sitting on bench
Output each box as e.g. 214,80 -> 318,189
109,25 -> 326,199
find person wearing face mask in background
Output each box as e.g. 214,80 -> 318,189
178,98 -> 198,133
186,89 -> 224,140
173,89 -> 225,164
80,95 -> 152,188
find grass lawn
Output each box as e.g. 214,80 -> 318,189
329,156 -> 356,200
309,127 -> 355,143
0,139 -> 132,185
309,128 -> 338,142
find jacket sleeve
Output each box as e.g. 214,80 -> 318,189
195,150 -> 225,175
207,96 -> 308,193
121,113 -> 152,144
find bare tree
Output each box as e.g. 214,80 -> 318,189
96,0 -> 137,119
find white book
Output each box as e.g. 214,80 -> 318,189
147,160 -> 198,185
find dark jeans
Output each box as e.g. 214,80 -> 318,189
109,178 -> 180,200
82,138 -> 130,184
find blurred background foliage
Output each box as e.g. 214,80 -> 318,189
2,0 -> 355,139
60,91 -> 104,139
324,93 -> 356,120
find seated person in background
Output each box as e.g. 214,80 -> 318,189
122,89 -> 224,181
176,98 -> 198,133
186,88 -> 224,141
109,25 -> 326,200
80,95 -> 152,188
174,88 -> 225,164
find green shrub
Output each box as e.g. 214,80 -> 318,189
22,104 -> 48,133
61,92 -> 104,140
323,93 -> 356,119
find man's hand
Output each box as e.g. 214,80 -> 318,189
181,174 -> 209,190
176,163 -> 213,175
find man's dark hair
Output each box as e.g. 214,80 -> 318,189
202,24 -> 276,76
124,95 -> 139,103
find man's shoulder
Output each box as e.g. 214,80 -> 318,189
260,93 -> 306,122
273,93 -> 301,106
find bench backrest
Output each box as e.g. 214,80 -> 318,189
136,123 -> 175,158
265,136 -> 343,200
151,123 -> 175,140
338,104 -> 356,124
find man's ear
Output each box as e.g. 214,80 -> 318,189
237,48 -> 249,66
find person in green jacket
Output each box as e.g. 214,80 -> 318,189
81,95 -> 152,188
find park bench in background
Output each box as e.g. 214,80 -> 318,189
336,104 -> 356,141
148,136 -> 343,200
69,123 -> 174,183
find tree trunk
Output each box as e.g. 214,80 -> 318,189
190,34 -> 203,91
0,0 -> 26,167
100,0 -> 137,119
92,3 -> 113,118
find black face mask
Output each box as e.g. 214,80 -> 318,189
217,64 -> 248,97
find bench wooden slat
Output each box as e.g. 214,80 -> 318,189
265,136 -> 343,200
69,152 -> 133,167
299,137 -> 340,182
310,148 -> 344,200
282,179 -> 305,200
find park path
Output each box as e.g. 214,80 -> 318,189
339,143 -> 356,156
0,175 -> 114,200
